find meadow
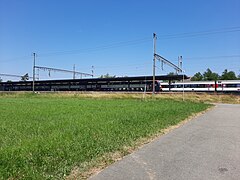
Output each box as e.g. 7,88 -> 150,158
0,93 -> 210,179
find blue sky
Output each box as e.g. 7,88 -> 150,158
0,0 -> 240,81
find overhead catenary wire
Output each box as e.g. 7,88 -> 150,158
158,26 -> 240,39
0,56 -> 32,63
37,38 -> 152,57
35,66 -> 93,77
87,61 -> 152,69
1,26 -> 240,81
184,55 -> 240,60
0,38 -> 152,63
35,27 -> 240,57
0,73 -> 33,79
1,26 -> 240,62
168,55 -> 240,65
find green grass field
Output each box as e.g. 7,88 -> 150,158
0,94 -> 210,179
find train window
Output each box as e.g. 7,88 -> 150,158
191,84 -> 201,88
161,85 -> 169,88
226,84 -> 237,87
179,85 -> 183,88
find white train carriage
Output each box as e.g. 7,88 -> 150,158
161,81 -> 216,92
216,80 -> 240,92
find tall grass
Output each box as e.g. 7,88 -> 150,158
0,95 -> 210,179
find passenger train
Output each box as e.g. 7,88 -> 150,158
161,80 -> 240,92
0,75 -> 239,93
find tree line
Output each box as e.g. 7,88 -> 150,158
191,69 -> 240,81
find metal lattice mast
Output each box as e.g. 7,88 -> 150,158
153,33 -> 157,94
33,52 -> 36,93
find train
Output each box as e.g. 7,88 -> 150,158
161,80 -> 240,92
0,75 -> 239,93
0,75 -> 173,92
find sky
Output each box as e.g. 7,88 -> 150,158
0,0 -> 240,81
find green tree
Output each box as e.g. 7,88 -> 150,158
0,78 -> 2,82
191,72 -> 203,81
203,68 -> 219,81
220,69 -> 237,80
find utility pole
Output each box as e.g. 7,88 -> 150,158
178,56 -> 182,70
32,52 -> 36,93
91,66 -> 94,78
179,56 -> 184,101
183,71 -> 185,101
153,33 -> 157,94
73,64 -> 76,79
177,56 -> 182,74
37,68 -> 40,80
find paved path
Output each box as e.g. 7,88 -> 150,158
90,104 -> 240,180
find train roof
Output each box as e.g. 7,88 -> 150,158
0,75 -> 189,84
217,80 -> 240,83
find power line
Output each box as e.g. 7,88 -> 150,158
92,61 -> 151,69
184,55 -> 240,60
0,38 -> 152,63
38,37 -> 152,57
3,55 -> 237,70
0,56 -> 31,63
51,61 -> 152,73
0,73 -> 33,79
38,26 -> 240,60
1,26 -> 240,62
158,26 -> 240,40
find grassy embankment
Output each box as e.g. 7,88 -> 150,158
0,93 -> 211,179
1,91 -> 239,104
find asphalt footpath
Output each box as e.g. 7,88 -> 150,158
90,104 -> 240,180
